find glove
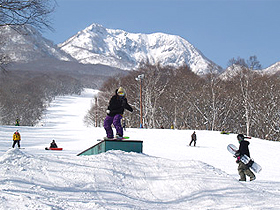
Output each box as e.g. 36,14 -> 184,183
106,110 -> 110,114
235,156 -> 241,163
234,151 -> 240,158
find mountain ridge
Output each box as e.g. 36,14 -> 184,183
1,24 -> 280,76
58,23 -> 223,75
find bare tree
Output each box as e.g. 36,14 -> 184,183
227,56 -> 262,136
0,0 -> 56,31
0,0 -> 56,71
0,30 -> 11,72
139,65 -> 171,128
247,55 -> 262,70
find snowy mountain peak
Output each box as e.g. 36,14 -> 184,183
58,23 -> 223,75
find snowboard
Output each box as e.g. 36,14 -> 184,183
45,147 -> 63,150
227,144 -> 262,173
97,136 -> 130,141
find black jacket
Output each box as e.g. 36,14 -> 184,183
107,90 -> 133,117
191,133 -> 197,141
50,142 -> 58,148
237,140 -> 250,157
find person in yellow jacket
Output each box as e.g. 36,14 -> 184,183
12,130 -> 21,148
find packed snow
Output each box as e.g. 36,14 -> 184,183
0,88 -> 280,209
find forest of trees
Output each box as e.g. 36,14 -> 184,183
85,61 -> 280,141
0,0 -> 85,126
0,70 -> 83,126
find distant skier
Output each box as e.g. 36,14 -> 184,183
104,87 -> 133,140
12,130 -> 21,148
122,118 -> 126,131
235,134 -> 256,181
189,131 -> 197,146
15,118 -> 20,126
50,140 -> 58,148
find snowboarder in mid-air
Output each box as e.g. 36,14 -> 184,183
104,87 -> 133,140
12,130 -> 21,148
189,131 -> 197,146
235,134 -> 256,181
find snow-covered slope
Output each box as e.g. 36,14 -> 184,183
0,25 -> 73,62
262,61 -> 280,75
59,23 -> 222,75
219,64 -> 243,80
219,64 -> 266,80
0,89 -> 280,209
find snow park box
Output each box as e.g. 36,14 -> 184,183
77,140 -> 143,156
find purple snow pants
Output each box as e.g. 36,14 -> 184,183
104,114 -> 123,138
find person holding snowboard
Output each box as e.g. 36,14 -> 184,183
104,87 -> 133,140
189,131 -> 197,146
235,134 -> 256,181
12,130 -> 21,148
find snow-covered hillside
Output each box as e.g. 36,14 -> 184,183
262,61 -> 280,75
0,25 -> 73,62
0,89 -> 280,209
58,23 -> 222,75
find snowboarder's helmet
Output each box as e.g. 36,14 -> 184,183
117,87 -> 126,97
237,134 -> 244,142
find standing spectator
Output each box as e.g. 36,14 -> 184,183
189,131 -> 197,146
122,118 -> 126,131
12,130 -> 21,148
15,118 -> 20,126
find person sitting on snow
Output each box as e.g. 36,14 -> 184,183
50,140 -> 58,148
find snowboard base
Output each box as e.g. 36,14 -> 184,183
45,147 -> 63,150
227,144 -> 262,173
97,136 -> 130,141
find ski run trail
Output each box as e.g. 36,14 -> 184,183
0,88 -> 280,210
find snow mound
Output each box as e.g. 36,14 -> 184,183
0,149 -> 277,209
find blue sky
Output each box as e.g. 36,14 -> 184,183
43,0 -> 280,69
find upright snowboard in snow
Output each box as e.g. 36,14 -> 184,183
227,144 -> 262,173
